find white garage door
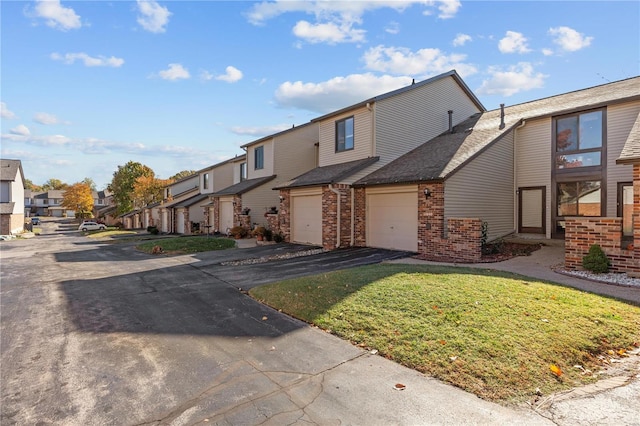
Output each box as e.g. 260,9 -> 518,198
176,210 -> 185,234
292,194 -> 322,245
367,191 -> 418,252
219,200 -> 234,233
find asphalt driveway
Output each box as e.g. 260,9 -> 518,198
1,225 -> 553,425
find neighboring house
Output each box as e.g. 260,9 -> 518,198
154,173 -> 199,233
343,75 -> 640,262
0,159 -> 26,235
275,70 -> 484,248
210,124 -> 318,233
31,190 -> 73,217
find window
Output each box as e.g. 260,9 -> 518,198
240,162 -> 247,181
203,173 -> 209,190
555,110 -> 603,169
0,182 -> 9,202
335,116 -> 354,152
551,109 -> 606,237
254,146 -> 264,170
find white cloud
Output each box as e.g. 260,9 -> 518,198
215,66 -> 243,83
34,112 -> 60,125
542,48 -> 554,56
10,125 -> 31,136
476,63 -> 547,97
275,73 -> 413,113
548,26 -> 593,52
230,124 -> 292,137
1,102 -> 17,119
453,33 -> 472,47
498,31 -> 531,54
385,21 -> 400,35
31,0 -> 82,31
50,52 -> 124,67
156,63 -> 190,81
136,0 -> 171,33
293,20 -> 366,44
246,1 -> 461,44
362,45 -> 478,77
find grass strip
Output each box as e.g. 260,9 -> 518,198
250,263 -> 640,402
136,235 -> 236,254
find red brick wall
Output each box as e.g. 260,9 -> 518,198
634,164 -> 640,262
278,190 -> 291,242
213,198 -> 220,232
353,187 -> 366,247
322,184 -> 351,250
565,217 -> 639,274
0,214 -> 23,235
266,213 -> 279,234
418,183 -> 482,262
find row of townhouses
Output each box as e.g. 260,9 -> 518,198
3,70 -> 638,272
24,189 -> 111,218
110,70 -> 639,273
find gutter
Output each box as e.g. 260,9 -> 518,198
329,184 -> 341,248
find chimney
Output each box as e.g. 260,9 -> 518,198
499,104 -> 505,130
448,110 -> 453,133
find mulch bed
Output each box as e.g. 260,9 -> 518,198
415,242 -> 543,264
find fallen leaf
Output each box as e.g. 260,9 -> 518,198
550,364 -> 563,377
618,349 -> 628,357
262,316 -> 268,321
541,319 -> 549,323
393,383 -> 406,391
439,340 -> 447,345
449,356 -> 458,362
607,350 -> 615,355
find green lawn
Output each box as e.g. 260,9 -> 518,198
136,235 -> 236,254
249,263 -> 640,402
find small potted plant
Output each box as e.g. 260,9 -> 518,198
241,207 -> 251,215
229,226 -> 248,239
252,225 -> 266,241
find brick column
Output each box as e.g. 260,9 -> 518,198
233,195 -> 243,227
322,184 -> 351,250
184,209 -> 191,235
266,213 -> 279,233
279,190 -> 291,242
213,198 -> 220,232
353,187 -> 366,247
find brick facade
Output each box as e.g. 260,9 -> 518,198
278,190 -> 291,242
353,187 -> 366,247
564,164 -> 640,275
417,183 -> 482,262
0,213 -> 24,235
322,184 -> 351,250
266,213 -> 279,233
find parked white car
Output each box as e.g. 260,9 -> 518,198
78,221 -> 106,232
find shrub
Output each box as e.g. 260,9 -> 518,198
273,232 -> 285,243
264,228 -> 273,241
252,226 -> 266,237
229,226 -> 249,239
582,244 -> 610,273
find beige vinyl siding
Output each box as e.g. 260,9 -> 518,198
515,117 -> 552,238
606,101 -> 639,216
445,132 -> 515,241
375,76 -> 482,167
273,123 -> 318,187
169,176 -> 199,197
212,162 -> 235,192
242,184 -> 279,227
318,106 -> 373,167
248,140 -> 274,178
189,205 -> 205,225
231,158 -> 246,184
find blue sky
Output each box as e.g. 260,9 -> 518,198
1,1 -> 638,190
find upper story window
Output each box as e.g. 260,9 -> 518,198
0,182 -> 10,202
240,162 -> 247,181
554,110 -> 603,170
336,116 -> 354,152
202,173 -> 209,190
254,146 -> 264,170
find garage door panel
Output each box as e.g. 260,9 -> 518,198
367,192 -> 417,252
292,195 -> 322,245
220,201 -> 234,233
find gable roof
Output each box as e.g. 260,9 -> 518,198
240,122 -> 316,149
0,159 -> 25,185
212,175 -> 277,196
354,75 -> 640,186
311,70 -> 485,123
172,193 -> 210,208
616,112 -> 640,164
276,157 -> 379,189
195,154 -> 246,174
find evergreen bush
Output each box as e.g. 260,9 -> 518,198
582,244 -> 610,274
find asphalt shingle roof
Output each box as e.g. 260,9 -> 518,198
172,193 -> 210,208
212,175 -> 277,196
0,159 -> 22,181
276,157 -> 379,189
355,76 -> 640,186
617,112 -> 640,164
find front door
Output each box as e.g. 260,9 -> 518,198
519,186 -> 546,234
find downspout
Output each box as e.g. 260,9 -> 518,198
367,102 -> 375,157
350,187 -> 355,246
329,184 -> 341,248
514,119 -> 526,235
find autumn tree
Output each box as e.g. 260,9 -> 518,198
170,170 -> 197,181
81,177 -> 97,191
132,175 -> 173,209
25,179 -> 43,192
42,178 -> 68,191
62,183 -> 94,219
108,161 -> 154,215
